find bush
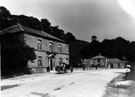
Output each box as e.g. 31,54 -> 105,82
1,34 -> 36,77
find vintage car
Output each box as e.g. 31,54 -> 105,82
55,62 -> 73,73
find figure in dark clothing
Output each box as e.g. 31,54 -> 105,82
83,64 -> 86,70
47,66 -> 50,72
63,63 -> 67,73
70,65 -> 73,73
96,65 -> 98,69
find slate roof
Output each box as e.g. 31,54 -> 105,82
91,55 -> 107,59
83,59 -> 90,64
108,58 -> 122,63
0,24 -> 65,43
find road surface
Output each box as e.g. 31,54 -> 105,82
1,69 -> 126,97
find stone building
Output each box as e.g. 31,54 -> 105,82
90,54 -> 108,68
0,24 -> 69,73
108,58 -> 125,69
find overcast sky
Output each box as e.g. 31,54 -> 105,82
1,0 -> 135,42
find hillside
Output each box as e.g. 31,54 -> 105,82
69,39 -> 90,66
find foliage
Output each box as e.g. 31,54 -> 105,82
63,32 -> 76,43
69,40 -> 90,66
91,35 -> 97,41
1,6 -> 135,69
0,6 -> 77,75
1,34 -> 36,76
0,6 -> 12,30
82,36 -> 135,62
0,6 -> 76,42
82,36 -> 101,58
50,26 -> 65,39
41,19 -> 51,33
82,36 -> 135,70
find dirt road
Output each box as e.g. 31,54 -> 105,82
1,69 -> 126,97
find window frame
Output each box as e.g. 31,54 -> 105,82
38,56 -> 43,66
58,44 -> 62,53
37,39 -> 42,50
49,42 -> 53,52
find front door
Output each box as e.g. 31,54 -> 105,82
49,58 -> 53,70
110,63 -> 113,68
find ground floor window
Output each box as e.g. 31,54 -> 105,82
66,58 -> 69,61
38,56 -> 42,66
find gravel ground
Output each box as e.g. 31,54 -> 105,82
103,74 -> 135,97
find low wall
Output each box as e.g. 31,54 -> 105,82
32,67 -> 47,73
125,71 -> 135,80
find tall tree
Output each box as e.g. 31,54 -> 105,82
91,35 -> 97,41
90,36 -> 101,57
82,36 -> 101,58
10,15 -> 41,30
129,42 -> 135,62
101,39 -> 115,57
1,34 -> 36,76
63,32 -> 76,42
0,6 -> 12,30
41,19 -> 51,33
129,42 -> 135,71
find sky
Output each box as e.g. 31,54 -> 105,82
0,0 -> 135,42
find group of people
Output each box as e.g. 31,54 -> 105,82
47,58 -> 73,73
56,58 -> 73,73
82,63 -> 99,70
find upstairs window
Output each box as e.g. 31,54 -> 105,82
66,58 -> 69,60
98,59 -> 100,62
18,34 -> 23,41
31,60 -> 35,63
37,39 -> 42,50
49,42 -> 53,52
58,44 -> 62,53
38,56 -> 42,66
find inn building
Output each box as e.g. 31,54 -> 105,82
0,24 -> 69,73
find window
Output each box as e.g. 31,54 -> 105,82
58,44 -> 62,52
37,39 -> 42,49
66,58 -> 69,60
59,58 -> 63,65
49,42 -> 53,52
66,44 -> 69,48
38,56 -> 42,66
98,59 -> 100,62
31,60 -> 35,63
18,34 -> 23,40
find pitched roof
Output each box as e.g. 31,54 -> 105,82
91,55 -> 107,59
108,58 -> 122,63
0,24 -> 65,43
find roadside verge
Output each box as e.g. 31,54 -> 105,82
103,73 -> 135,97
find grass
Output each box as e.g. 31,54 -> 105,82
103,74 -> 135,97
31,92 -> 54,97
1,84 -> 19,91
125,71 -> 135,81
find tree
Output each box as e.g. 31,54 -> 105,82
81,36 -> 101,58
113,37 -> 130,60
91,35 -> 97,41
82,45 -> 91,58
90,36 -> 101,57
100,37 -> 131,60
129,42 -> 135,62
10,15 -> 41,30
1,34 -> 36,76
101,39 -> 115,57
127,42 -> 135,71
50,25 -> 65,39
0,6 -> 12,30
63,32 -> 76,42
56,29 -> 65,39
41,19 -> 51,33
